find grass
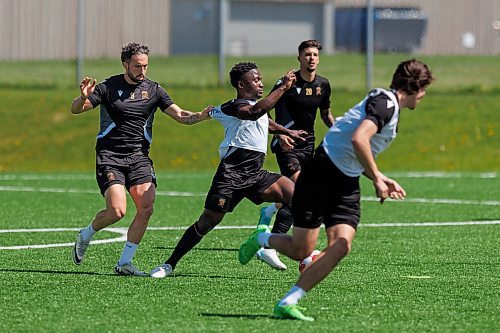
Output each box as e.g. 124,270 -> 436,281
0,172 -> 498,332
2,54 -> 500,93
0,54 -> 499,172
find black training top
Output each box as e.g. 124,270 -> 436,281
271,70 -> 331,135
87,74 -> 174,157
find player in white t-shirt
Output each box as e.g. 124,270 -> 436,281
239,59 -> 435,321
150,62 -> 306,278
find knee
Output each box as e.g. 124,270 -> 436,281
279,177 -> 295,203
108,207 -> 126,222
197,212 -> 223,234
333,237 -> 351,257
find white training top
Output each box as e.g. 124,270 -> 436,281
209,99 -> 269,159
322,88 -> 400,177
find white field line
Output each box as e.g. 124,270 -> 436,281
0,186 -> 205,197
0,185 -> 498,205
0,221 -> 499,250
0,172 -> 496,180
0,228 -> 127,250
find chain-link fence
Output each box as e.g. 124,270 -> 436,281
0,0 -> 499,91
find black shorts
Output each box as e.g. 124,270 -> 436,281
274,137 -> 315,178
205,148 -> 282,213
292,146 -> 360,230
95,152 -> 157,196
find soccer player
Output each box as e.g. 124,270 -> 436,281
239,59 -> 435,320
70,42 -> 211,276
150,62 -> 307,278
255,40 -> 334,270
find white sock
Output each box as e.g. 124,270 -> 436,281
80,224 -> 96,241
264,203 -> 279,218
118,241 -> 138,266
257,232 -> 271,247
278,285 -> 307,306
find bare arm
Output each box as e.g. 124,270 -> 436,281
70,77 -> 96,114
320,107 -> 335,128
352,119 -> 406,203
164,104 -> 212,125
236,70 -> 296,120
269,118 -> 307,151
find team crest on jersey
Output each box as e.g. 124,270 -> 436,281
316,87 -> 322,95
217,198 -> 226,208
141,91 -> 149,99
130,92 -> 135,100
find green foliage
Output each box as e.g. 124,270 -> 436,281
0,173 -> 498,332
0,55 -> 498,172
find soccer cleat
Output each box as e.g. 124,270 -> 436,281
150,263 -> 173,278
256,248 -> 287,270
257,207 -> 272,227
238,225 -> 269,265
298,250 -> 322,272
114,262 -> 148,277
72,229 -> 90,265
273,302 -> 315,322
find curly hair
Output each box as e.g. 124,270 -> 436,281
390,59 -> 435,95
120,42 -> 150,62
229,62 -> 258,88
298,40 -> 322,54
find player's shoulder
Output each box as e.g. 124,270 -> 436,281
102,74 -> 122,83
140,77 -> 161,90
367,89 -> 395,104
314,74 -> 330,85
218,98 -> 252,117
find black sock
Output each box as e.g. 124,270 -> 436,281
165,222 -> 205,270
271,203 -> 293,234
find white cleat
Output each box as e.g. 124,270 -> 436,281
114,262 -> 148,277
150,263 -> 173,278
72,229 -> 90,265
256,248 -> 287,270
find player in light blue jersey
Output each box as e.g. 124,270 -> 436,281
239,59 -> 435,321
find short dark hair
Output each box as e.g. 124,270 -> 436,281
121,42 -> 150,62
229,62 -> 258,88
298,40 -> 322,54
390,59 -> 435,94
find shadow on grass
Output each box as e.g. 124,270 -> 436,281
172,272 -> 276,281
155,246 -> 237,252
0,268 -> 115,276
200,313 -> 271,319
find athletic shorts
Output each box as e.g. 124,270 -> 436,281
292,145 -> 360,230
205,147 -> 282,213
95,152 -> 157,196
274,137 -> 315,178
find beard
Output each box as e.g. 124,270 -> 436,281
127,71 -> 144,83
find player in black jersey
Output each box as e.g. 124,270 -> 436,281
70,42 -> 211,276
240,59 -> 434,321
255,40 -> 335,270
150,62 -> 307,278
